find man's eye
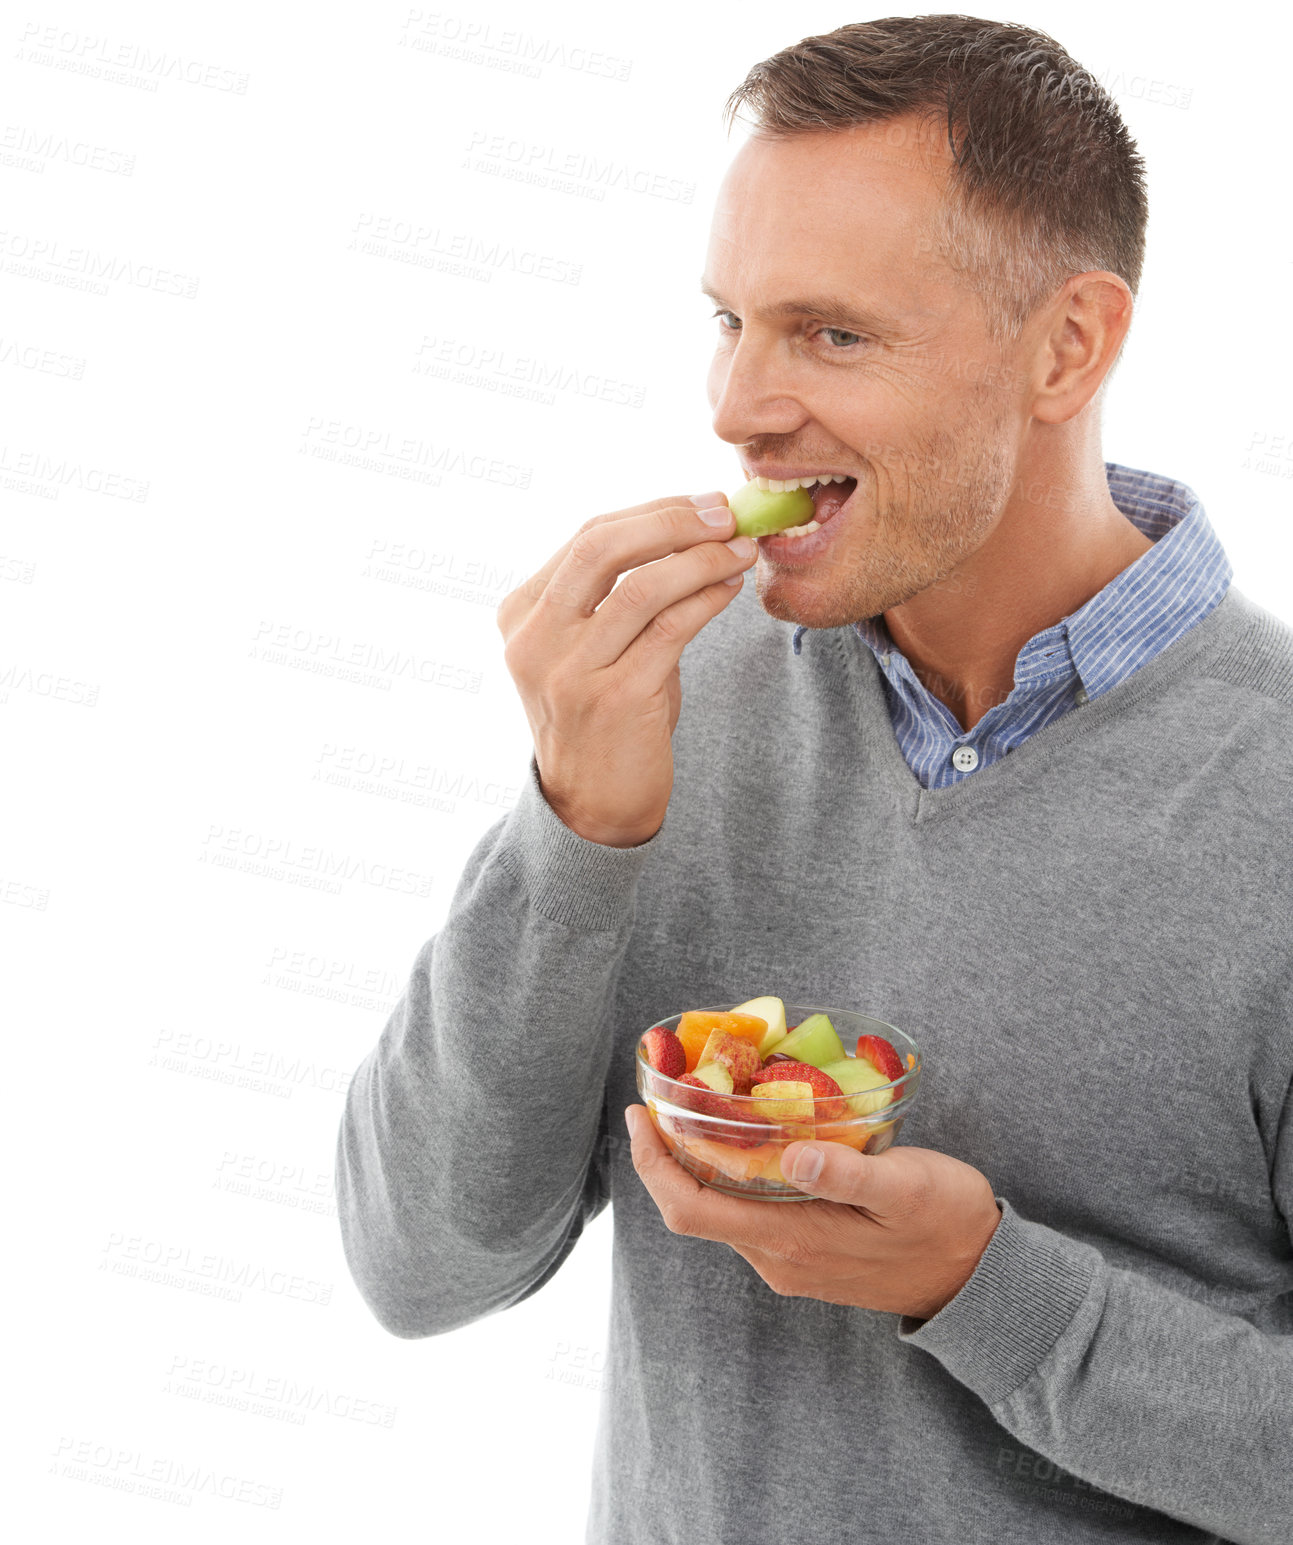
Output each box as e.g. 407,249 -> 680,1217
710,310 -> 866,351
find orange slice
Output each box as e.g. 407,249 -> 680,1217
676,1011 -> 767,1072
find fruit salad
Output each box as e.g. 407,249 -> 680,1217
635,997 -> 921,1200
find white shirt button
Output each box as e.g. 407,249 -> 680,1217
952,745 -> 979,772
1075,686 -> 1089,705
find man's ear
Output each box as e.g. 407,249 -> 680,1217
1030,272 -> 1133,425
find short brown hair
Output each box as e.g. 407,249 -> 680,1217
723,15 -> 1148,346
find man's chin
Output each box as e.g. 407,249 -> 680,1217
754,568 -> 879,632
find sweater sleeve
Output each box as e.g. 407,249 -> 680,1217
334,756 -> 654,1338
895,1090 -> 1293,1544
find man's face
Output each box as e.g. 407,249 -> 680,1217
703,117 -> 1029,629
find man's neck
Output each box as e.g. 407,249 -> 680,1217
882,487 -> 1155,733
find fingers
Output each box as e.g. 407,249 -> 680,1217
493,491 -> 748,847
609,558 -> 753,689
584,535 -> 756,670
626,1104 -> 797,1246
780,1141 -> 924,1218
628,1108 -> 931,1253
496,494 -> 733,639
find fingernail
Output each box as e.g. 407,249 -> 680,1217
725,536 -> 755,559
624,1105 -> 638,1134
690,491 -> 730,525
786,1145 -> 823,1184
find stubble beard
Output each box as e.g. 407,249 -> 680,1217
755,410 -> 1015,632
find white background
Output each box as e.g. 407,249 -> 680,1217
4,1 -> 1290,1539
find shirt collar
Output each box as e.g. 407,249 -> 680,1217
790,463 -> 1232,702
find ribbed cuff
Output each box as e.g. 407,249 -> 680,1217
896,1198 -> 1103,1407
491,756 -> 661,931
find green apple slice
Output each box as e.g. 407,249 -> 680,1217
731,995 -> 788,1058
729,481 -> 815,539
774,1013 -> 846,1068
818,1057 -> 895,1115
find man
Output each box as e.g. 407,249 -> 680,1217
336,16 -> 1293,1543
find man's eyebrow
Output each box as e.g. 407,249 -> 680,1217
699,279 -> 900,332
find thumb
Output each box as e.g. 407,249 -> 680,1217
781,1138 -> 908,1211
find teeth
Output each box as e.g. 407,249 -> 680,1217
778,519 -> 821,539
752,473 -> 851,492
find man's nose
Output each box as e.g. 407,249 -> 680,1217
708,337 -> 808,448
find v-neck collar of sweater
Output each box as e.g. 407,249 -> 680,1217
830,582 -> 1243,825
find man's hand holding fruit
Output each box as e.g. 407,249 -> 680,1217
629,999 -> 1003,1322
496,491 -> 757,848
627,1103 -> 1001,1321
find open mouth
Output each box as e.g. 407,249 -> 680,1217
806,476 -> 857,524
748,473 -> 859,541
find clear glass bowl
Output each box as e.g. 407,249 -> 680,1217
635,1004 -> 922,1200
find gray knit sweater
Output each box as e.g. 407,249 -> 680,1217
336,578 -> 1293,1544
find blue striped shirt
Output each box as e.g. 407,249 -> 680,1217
790,463 -> 1233,790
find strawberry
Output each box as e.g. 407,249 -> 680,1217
753,1060 -> 844,1100
855,1034 -> 905,1087
641,1027 -> 686,1080
675,1074 -> 770,1148
754,1060 -> 847,1121
674,1073 -> 731,1119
